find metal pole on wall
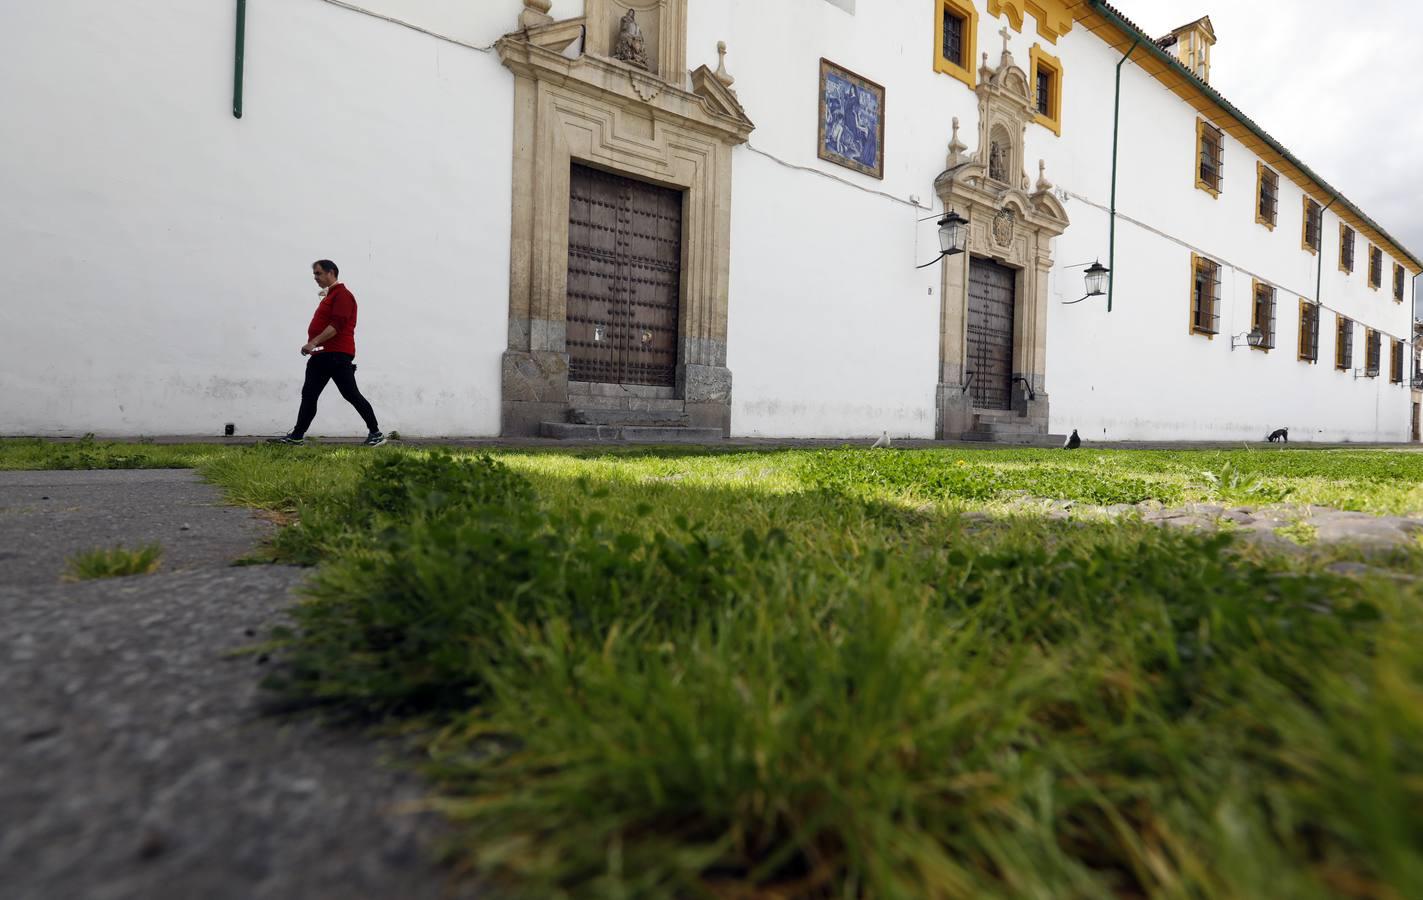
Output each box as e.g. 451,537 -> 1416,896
1106,36 -> 1140,314
233,0 -> 247,118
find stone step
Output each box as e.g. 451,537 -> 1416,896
565,396 -> 687,413
540,422 -> 724,443
973,410 -> 1026,423
568,408 -> 691,427
973,421 -> 1043,435
961,431 -> 1067,447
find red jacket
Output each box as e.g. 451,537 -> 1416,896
308,283 -> 358,356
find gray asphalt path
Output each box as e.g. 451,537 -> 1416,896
0,470 -> 469,899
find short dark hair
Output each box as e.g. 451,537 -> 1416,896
313,259 -> 339,277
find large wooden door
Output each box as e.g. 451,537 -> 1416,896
566,164 -> 683,387
967,257 -> 1017,411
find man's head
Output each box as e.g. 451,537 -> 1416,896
312,259 -> 340,289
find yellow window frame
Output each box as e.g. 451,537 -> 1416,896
1195,118 -> 1222,198
1029,45 -> 1063,136
1339,223 -> 1355,274
1250,279 -> 1276,352
1255,162 -> 1277,230
934,0 -> 978,89
1297,299 -> 1319,363
1301,195 -> 1321,256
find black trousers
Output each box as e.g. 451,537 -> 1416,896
292,352 -> 379,437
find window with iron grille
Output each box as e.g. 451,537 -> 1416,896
1256,165 -> 1278,228
1036,69 -> 1052,116
1190,254 -> 1221,335
1298,301 -> 1320,362
942,9 -> 965,68
1369,246 -> 1383,289
1366,329 -> 1382,377
1302,197 -> 1322,254
1196,120 -> 1223,195
1252,281 -> 1276,350
1396,264 -> 1407,302
1340,225 -> 1356,273
1392,339 -> 1405,384
1336,316 -> 1354,371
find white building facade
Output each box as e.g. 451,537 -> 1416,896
2,0 -> 1418,442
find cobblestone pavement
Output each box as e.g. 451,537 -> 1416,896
0,471 -> 470,900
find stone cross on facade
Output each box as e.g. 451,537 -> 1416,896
999,27 -> 1012,58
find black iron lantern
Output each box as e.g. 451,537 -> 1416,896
938,209 -> 969,257
1084,260 -> 1110,297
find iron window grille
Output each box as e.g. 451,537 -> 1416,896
1198,123 -> 1223,194
1336,317 -> 1354,371
1253,282 -> 1277,350
1036,69 -> 1053,117
1364,330 -> 1381,377
1192,255 -> 1221,335
1340,225 -> 1356,273
1257,167 -> 1278,226
1392,340 -> 1405,384
1257,165 -> 1280,227
1299,302 -> 1320,362
942,10 -> 965,68
1303,198 -> 1322,253
1370,247 -> 1383,289
1396,264 -> 1407,302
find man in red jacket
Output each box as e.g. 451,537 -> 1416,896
268,260 -> 385,446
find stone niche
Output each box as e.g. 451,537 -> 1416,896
497,0 -> 753,436
585,0 -> 686,80
933,42 -> 1070,440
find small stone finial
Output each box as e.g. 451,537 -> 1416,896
519,0 -> 553,30
1035,159 -> 1053,194
714,41 -> 736,91
947,116 -> 969,167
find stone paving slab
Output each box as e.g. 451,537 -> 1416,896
0,470 -> 271,588
0,471 -> 471,900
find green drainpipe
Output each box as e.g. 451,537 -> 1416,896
1315,196 -> 1338,307
233,0 -> 247,119
1106,36 -> 1141,314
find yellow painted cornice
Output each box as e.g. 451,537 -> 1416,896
988,0 -> 1075,44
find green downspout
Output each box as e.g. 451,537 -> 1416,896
1106,36 -> 1141,314
233,0 -> 247,119
1314,196 -> 1338,306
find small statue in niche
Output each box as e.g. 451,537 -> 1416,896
613,9 -> 650,70
989,140 -> 1009,183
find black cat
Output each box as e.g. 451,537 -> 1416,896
1267,428 -> 1289,443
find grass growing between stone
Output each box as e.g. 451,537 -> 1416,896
8,440 -> 1423,896
64,544 -> 163,580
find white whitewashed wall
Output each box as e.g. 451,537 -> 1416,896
0,0 -> 1414,441
0,0 -> 524,438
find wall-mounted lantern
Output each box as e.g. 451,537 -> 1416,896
1063,260 -> 1112,305
917,209 -> 969,269
1230,328 -> 1265,351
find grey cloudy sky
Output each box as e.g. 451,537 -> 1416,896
1116,0 -> 1422,293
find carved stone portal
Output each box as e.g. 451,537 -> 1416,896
497,4 -> 754,436
934,44 -> 1070,440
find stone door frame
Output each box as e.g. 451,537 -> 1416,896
496,10 -> 753,436
933,46 -> 1069,440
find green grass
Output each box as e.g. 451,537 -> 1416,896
64,544 -> 164,580
8,438 -> 1423,897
